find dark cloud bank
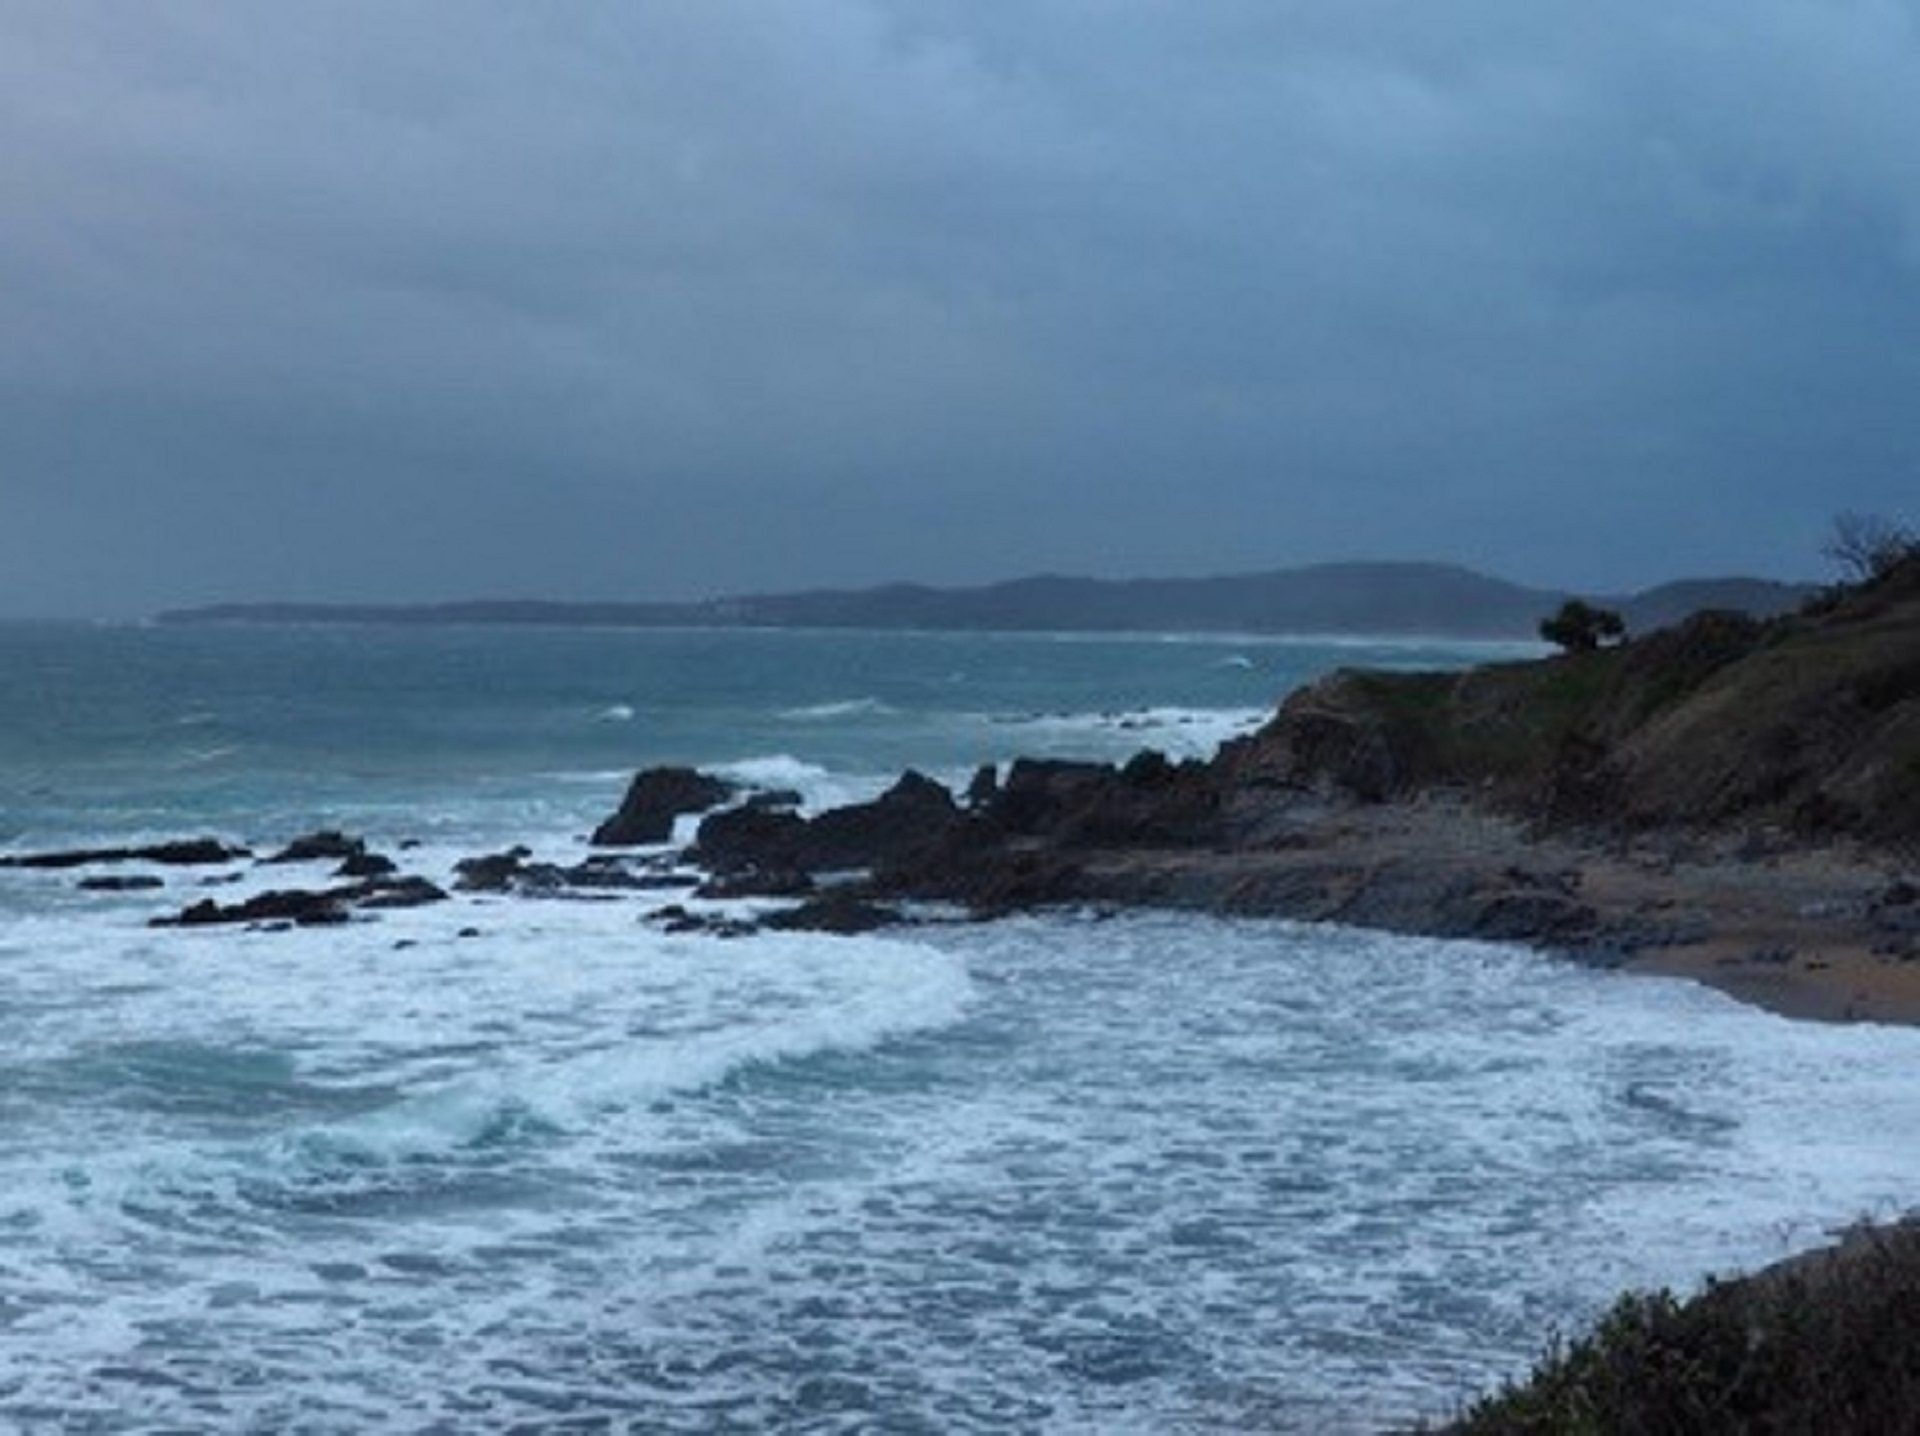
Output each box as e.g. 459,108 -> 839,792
2,2 -> 1917,616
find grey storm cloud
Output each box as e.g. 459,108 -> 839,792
2,0 -> 1918,614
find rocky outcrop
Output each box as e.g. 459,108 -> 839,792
1219,566 -> 1920,847
996,752 -> 1222,847
763,892 -> 904,934
336,851 -> 397,878
591,768 -> 736,845
696,868 -> 815,899
452,847 -> 696,896
262,830 -> 367,864
150,874 -> 447,928
1,838 -> 247,870
694,770 -> 967,875
644,904 -> 758,939
690,757 -> 1226,891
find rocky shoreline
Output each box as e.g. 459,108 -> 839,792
15,740 -> 1911,1026
16,558 -> 1917,1025
663,749 -> 1920,1024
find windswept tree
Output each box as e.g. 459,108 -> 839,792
1824,511 -> 1917,583
1540,599 -> 1626,654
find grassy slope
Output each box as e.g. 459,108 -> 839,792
1249,559 -> 1920,847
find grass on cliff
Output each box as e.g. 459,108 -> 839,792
1334,651 -> 1635,789
1311,560 -> 1920,839
1443,1223 -> 1920,1434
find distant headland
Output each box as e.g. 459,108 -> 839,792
155,560 -> 1814,640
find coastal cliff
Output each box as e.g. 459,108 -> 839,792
1234,555 -> 1920,844
658,556 -> 1919,1021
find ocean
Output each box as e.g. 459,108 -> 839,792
3,621 -> 1918,1432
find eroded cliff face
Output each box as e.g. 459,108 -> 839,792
1229,560 -> 1920,847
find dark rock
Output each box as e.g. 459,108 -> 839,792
452,847 -> 535,892
335,851 -> 397,879
154,889 -> 351,928
552,856 -> 681,891
454,846 -> 688,896
988,759 -> 1115,833
1500,864 -> 1581,894
696,868 -> 815,899
347,876 -> 448,909
1120,749 -> 1174,784
645,903 -> 758,938
457,927 -> 481,939
743,788 -> 805,811
692,807 -> 811,874
77,874 -> 165,892
263,830 -> 365,864
150,873 -> 446,927
591,767 -> 736,846
967,753 -> 1221,849
1,838 -> 247,870
797,771 -> 964,869
965,764 -> 1000,808
874,842 -> 1087,914
764,892 -> 903,934
1469,891 -> 1600,943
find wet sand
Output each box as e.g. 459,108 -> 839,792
1010,797 -> 1920,1026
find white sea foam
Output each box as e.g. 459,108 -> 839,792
166,743 -> 241,768
708,753 -> 890,811
594,702 -> 636,722
980,705 -> 1268,758
779,696 -> 897,720
6,622 -> 1917,1430
7,893 -> 1920,1431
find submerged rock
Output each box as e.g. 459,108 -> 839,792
262,830 -> 365,865
452,846 -> 534,892
591,767 -> 736,846
150,874 -> 447,927
763,892 -> 903,935
77,874 -> 166,892
696,868 -> 815,899
156,889 -> 352,928
347,876 -> 448,910
453,846 -> 693,896
644,903 -> 758,939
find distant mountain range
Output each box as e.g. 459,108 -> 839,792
156,562 -> 1818,640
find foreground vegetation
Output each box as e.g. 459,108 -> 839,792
1443,1222 -> 1920,1433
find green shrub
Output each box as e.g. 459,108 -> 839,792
1446,1224 -> 1920,1434
1539,601 -> 1626,654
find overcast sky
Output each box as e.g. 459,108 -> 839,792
3,2 -> 1917,615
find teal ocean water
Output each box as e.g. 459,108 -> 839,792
4,622 -> 1919,1431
